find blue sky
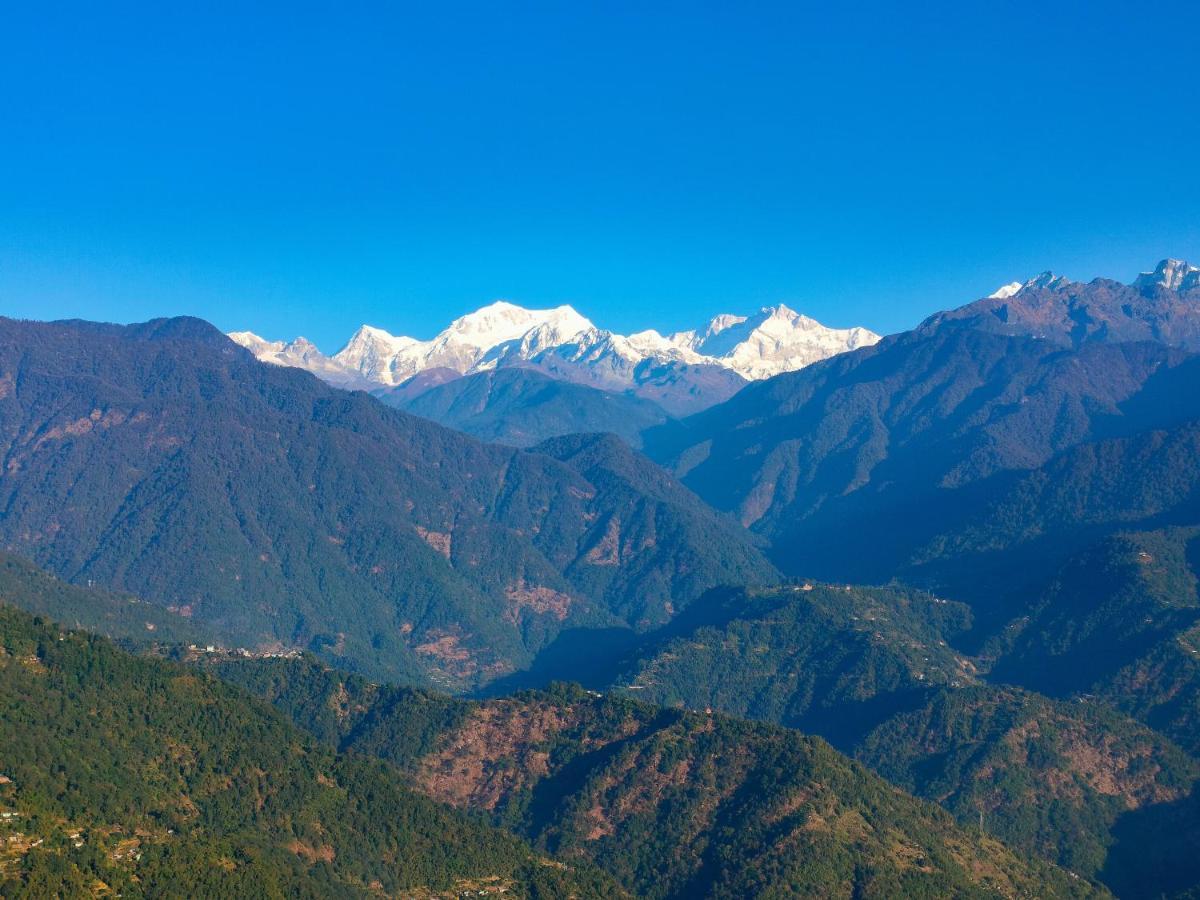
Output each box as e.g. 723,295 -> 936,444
2,1 -> 1198,350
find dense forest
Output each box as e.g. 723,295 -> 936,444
567,581 -> 1200,897
211,657 -> 1100,899
0,604 -> 617,897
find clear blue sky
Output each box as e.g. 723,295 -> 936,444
2,1 -> 1198,350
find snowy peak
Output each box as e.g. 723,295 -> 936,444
332,325 -> 418,385
1133,258 -> 1200,293
329,303 -> 595,385
230,331 -> 324,365
232,300 -> 879,396
668,313 -> 749,354
445,301 -> 592,348
230,331 -> 368,386
228,331 -> 283,357
1022,271 -> 1072,292
980,272 -> 1071,298
988,282 -> 1023,300
985,259 -> 1200,302
668,304 -> 880,380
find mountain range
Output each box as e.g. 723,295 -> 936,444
0,315 -> 776,690
644,260 -> 1200,603
4,257 -> 1200,896
231,301 -> 880,417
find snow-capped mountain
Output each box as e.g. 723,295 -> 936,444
984,273 -> 1076,300
927,259 -> 1200,352
332,302 -> 594,386
987,282 -> 1023,300
226,332 -> 374,388
231,300 -> 880,414
667,304 -> 880,380
983,258 -> 1200,302
1133,258 -> 1200,293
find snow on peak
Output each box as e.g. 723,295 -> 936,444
350,323 -> 416,347
232,299 -> 878,390
988,282 -> 1024,300
1133,258 -> 1200,292
228,331 -> 282,356
1022,271 -> 1071,292
228,331 -> 368,385
327,302 -> 594,385
663,304 -> 879,380
445,301 -> 592,347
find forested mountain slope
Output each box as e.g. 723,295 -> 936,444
0,316 -> 775,688
645,326 -> 1184,583
0,605 -> 617,897
212,659 -> 1100,899
642,271 -> 1200,644
573,582 -> 1200,896
0,549 -> 211,648
608,583 -> 976,744
857,685 -> 1200,895
985,526 -> 1200,750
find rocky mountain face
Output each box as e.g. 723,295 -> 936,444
1134,258 -> 1200,293
927,258 -> 1200,349
230,300 -> 880,416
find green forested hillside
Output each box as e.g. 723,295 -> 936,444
564,582 -> 1200,896
982,526 -> 1200,756
534,432 -> 777,626
0,605 -> 617,897
609,583 -> 975,744
0,550 -> 212,648
857,685 -> 1200,885
898,421 -> 1200,625
0,316 -> 775,687
645,326 -> 1179,574
212,659 -> 1102,899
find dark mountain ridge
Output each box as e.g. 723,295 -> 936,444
643,265 -> 1200,615
924,261 -> 1200,350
